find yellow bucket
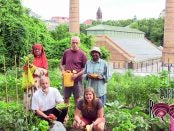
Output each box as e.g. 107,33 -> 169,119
63,70 -> 74,87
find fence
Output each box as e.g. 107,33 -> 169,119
111,60 -> 174,78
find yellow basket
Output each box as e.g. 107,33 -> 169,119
63,70 -> 74,87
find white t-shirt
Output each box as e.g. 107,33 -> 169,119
31,87 -> 64,111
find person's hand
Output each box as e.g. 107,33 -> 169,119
87,74 -> 93,79
97,75 -> 103,80
88,73 -> 103,80
93,121 -> 97,126
28,64 -> 34,68
61,70 -> 65,76
73,120 -> 82,129
86,123 -> 93,131
72,73 -> 78,80
47,114 -> 57,121
87,74 -> 98,79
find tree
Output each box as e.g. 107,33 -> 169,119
130,18 -> 164,46
0,0 -> 53,67
49,25 -> 95,59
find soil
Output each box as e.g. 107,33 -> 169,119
66,126 -> 112,131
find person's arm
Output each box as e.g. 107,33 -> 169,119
55,89 -> 64,103
72,68 -> 85,80
100,61 -> 109,82
60,58 -> 65,75
93,107 -> 104,126
35,110 -> 49,120
31,93 -> 49,120
74,107 -> 82,124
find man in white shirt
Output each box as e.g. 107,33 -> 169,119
31,76 -> 68,123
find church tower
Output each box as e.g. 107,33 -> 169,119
96,6 -> 102,21
162,0 -> 174,64
69,0 -> 80,34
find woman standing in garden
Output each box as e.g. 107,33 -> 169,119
73,87 -> 105,131
23,43 -> 48,110
84,46 -> 109,105
31,43 -> 48,87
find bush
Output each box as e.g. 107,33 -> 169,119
48,59 -> 60,69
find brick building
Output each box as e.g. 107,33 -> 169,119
86,24 -> 162,69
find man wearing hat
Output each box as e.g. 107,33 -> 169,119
60,36 -> 87,105
84,46 -> 109,105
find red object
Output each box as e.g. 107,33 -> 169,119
23,64 -> 28,71
32,43 -> 48,70
48,114 -> 56,120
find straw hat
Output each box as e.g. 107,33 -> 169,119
90,46 -> 101,55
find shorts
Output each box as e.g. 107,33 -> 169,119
80,116 -> 105,125
64,81 -> 83,99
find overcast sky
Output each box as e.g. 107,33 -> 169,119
22,0 -> 165,22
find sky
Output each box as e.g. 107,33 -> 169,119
22,0 -> 165,22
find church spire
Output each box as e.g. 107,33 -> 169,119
96,6 -> 102,21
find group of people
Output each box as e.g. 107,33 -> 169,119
23,36 -> 109,131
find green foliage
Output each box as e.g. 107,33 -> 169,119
0,101 -> 49,130
80,24 -> 92,34
106,70 -> 173,130
48,59 -> 60,69
0,68 -> 23,101
50,24 -> 70,40
48,26 -> 95,60
38,120 -> 49,131
66,97 -> 75,127
0,67 -> 173,130
103,19 -> 134,27
105,102 -> 150,131
0,0 -> 54,68
107,70 -> 170,108
92,19 -> 134,27
159,70 -> 170,88
46,38 -> 70,59
130,18 -> 164,46
48,68 -> 62,90
79,33 -> 95,49
100,46 -> 110,60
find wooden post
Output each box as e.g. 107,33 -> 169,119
3,55 -> 8,103
15,55 -> 18,105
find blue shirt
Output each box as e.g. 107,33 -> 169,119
84,58 -> 109,97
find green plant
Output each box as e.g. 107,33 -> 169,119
38,120 -> 49,131
0,101 -> 49,130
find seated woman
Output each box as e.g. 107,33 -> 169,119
73,87 -> 105,131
